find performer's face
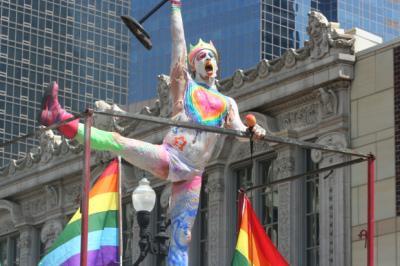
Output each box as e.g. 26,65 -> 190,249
193,49 -> 218,80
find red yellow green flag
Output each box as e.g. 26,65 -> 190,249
39,159 -> 120,265
232,193 -> 289,266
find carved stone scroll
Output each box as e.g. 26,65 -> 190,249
40,219 -> 63,251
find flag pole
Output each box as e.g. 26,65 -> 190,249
367,154 -> 375,266
81,109 -> 93,266
118,156 -> 123,265
237,189 -> 245,233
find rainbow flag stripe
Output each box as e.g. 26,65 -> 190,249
39,159 -> 120,266
184,80 -> 228,127
232,194 -> 289,266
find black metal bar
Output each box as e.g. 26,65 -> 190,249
139,0 -> 169,24
244,157 -> 367,192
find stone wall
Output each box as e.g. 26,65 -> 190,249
351,41 -> 399,266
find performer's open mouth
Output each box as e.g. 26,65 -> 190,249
205,62 -> 214,76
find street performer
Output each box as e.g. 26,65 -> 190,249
39,0 -> 265,264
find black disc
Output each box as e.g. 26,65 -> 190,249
121,16 -> 153,50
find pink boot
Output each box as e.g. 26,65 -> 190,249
40,81 -> 79,139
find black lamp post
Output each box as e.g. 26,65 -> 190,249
131,178 -> 170,265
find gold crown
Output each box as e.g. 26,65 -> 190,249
188,39 -> 218,66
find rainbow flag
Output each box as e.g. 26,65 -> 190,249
232,193 -> 289,266
39,159 -> 120,265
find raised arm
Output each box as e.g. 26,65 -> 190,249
170,0 -> 187,68
170,0 -> 188,115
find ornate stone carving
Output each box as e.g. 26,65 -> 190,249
24,153 -> 34,168
318,87 -> 338,117
208,211 -> 220,265
278,182 -> 290,260
40,219 -> 63,250
272,157 -> 295,180
22,196 -> 47,217
64,183 -> 81,206
270,56 -> 285,72
19,229 -> 31,250
257,59 -> 270,78
276,103 -> 319,131
38,129 -> 62,164
156,74 -> 172,118
284,49 -> 297,68
307,11 -> 354,60
45,185 -> 59,209
311,132 -> 348,164
307,11 -> 330,59
94,100 -> 126,132
140,75 -> 173,118
106,75 -> 172,135
7,160 -> 16,175
232,70 -> 245,88
0,200 -> 25,225
314,131 -> 349,265
0,127 -> 83,177
205,178 -> 224,195
0,218 -> 14,234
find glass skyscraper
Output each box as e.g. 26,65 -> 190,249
331,0 -> 399,41
130,0 -> 400,103
0,0 -> 130,166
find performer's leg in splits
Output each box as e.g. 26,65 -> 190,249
169,177 -> 201,265
40,81 -> 200,265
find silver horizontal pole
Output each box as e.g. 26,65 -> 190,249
94,110 -> 249,137
94,110 -> 369,158
0,111 -> 84,148
0,109 -> 369,159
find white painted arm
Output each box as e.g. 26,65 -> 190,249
170,0 -> 187,69
170,0 -> 187,115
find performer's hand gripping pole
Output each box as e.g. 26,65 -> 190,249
81,109 -> 93,266
121,0 -> 170,50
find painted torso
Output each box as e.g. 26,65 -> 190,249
163,78 -> 229,168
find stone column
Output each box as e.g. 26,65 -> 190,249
311,132 -> 351,266
205,163 -> 226,266
18,225 -> 38,266
276,145 -> 306,266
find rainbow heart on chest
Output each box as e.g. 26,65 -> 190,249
185,85 -> 228,127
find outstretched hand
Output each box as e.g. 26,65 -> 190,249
170,0 -> 182,6
251,124 -> 266,140
245,114 -> 266,140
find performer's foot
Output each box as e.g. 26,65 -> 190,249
40,81 -> 78,139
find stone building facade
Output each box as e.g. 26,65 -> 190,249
0,11 -> 398,266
